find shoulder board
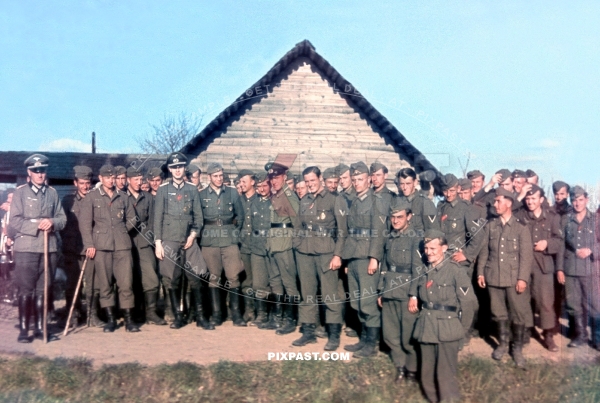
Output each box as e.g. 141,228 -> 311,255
185,181 -> 194,185
159,182 -> 169,187
47,186 -> 56,190
17,184 -> 27,189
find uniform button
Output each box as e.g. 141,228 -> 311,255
501,245 -> 504,247
501,252 -> 503,254
501,259 -> 503,262
501,238 -> 504,240
448,316 -> 451,319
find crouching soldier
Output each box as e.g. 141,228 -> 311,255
409,229 -> 477,403
378,199 -> 422,383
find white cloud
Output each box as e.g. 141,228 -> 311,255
40,138 -> 91,153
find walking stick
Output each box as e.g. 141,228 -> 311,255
63,257 -> 88,336
43,230 -> 49,344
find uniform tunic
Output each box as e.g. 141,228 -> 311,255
398,190 -> 439,234
239,192 -> 257,297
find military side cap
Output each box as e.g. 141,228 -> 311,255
419,170 -> 436,182
255,171 -> 269,184
569,185 -> 587,199
323,167 -> 337,180
552,180 -> 569,194
467,170 -> 484,180
370,162 -> 388,175
24,154 -> 49,169
495,187 -> 515,202
186,164 -> 201,175
496,169 -> 512,182
167,152 -> 187,167
207,162 -> 223,174
458,178 -> 471,190
237,169 -> 255,179
114,166 -> 126,176
526,184 -> 544,197
126,166 -> 143,178
268,162 -> 288,177
525,169 -> 537,178
147,167 -> 164,179
512,169 -> 527,179
350,161 -> 369,176
441,173 -> 458,189
99,164 -> 115,176
73,165 -> 92,180
390,198 -> 411,214
424,229 -> 446,244
336,164 -> 350,176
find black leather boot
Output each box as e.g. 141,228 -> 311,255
33,293 -> 57,341
259,295 -> 282,330
229,287 -> 247,327
250,298 -> 268,327
88,293 -> 106,328
292,324 -> 317,346
123,309 -> 141,332
145,290 -> 167,325
103,307 -> 117,333
162,285 -> 174,322
512,324 -> 526,369
17,295 -> 32,343
276,296 -> 297,335
243,295 -> 256,322
568,315 -> 588,347
169,288 -> 184,329
353,326 -> 380,358
192,288 -> 214,330
324,323 -> 342,351
492,320 -> 510,360
209,287 -> 223,326
344,323 -> 367,352
592,316 -> 600,351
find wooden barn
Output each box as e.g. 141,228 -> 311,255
181,40 -> 441,188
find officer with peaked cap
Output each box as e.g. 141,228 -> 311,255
477,187 -> 534,368
409,229 -> 477,403
154,152 -> 212,330
79,164 -> 140,333
378,197 -> 422,383
11,154 -> 67,342
61,165 -> 105,328
198,162 -> 246,327
126,166 -> 166,326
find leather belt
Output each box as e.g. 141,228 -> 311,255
271,223 -> 293,228
253,230 -> 269,237
422,302 -> 457,312
204,218 -> 234,226
389,265 -> 411,274
302,223 -> 336,237
348,227 -> 371,236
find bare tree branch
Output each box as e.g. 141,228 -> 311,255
136,112 -> 203,154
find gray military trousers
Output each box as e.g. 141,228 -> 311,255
15,251 -> 57,297
420,341 -> 461,403
565,274 -> 600,317
382,299 -> 418,372
269,249 -> 300,298
159,241 -> 206,290
488,285 -> 534,327
95,249 -> 134,309
132,245 -> 160,293
251,253 -> 283,298
530,264 -> 556,330
202,245 -> 243,288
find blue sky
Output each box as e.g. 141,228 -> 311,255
1,1 -> 599,188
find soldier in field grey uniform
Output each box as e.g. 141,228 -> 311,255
153,153 -> 212,330
11,154 -> 66,343
237,169 -> 257,322
198,162 -> 246,327
396,168 -> 439,234
409,229 -> 477,403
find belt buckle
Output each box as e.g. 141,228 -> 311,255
216,218 -> 223,226
306,224 -> 313,231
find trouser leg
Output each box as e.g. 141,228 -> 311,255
113,250 -> 134,310
531,266 -> 556,331
94,251 -> 115,308
353,258 -> 381,328
296,252 -> 318,325
419,343 -> 438,403
272,249 -> 300,298
436,341 -> 461,402
382,300 -> 404,368
315,253 -> 344,325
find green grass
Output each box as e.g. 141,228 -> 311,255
0,354 -> 599,402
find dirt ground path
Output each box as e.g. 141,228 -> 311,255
1,303 -> 599,368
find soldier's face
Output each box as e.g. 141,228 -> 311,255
149,176 -> 162,191
459,188 -> 471,201
304,172 -> 323,194
352,173 -> 370,193
295,181 -> 308,199
512,177 -> 526,193
398,177 -> 416,197
209,171 -> 224,187
500,178 -> 513,192
554,187 -> 568,203
256,181 -> 271,197
73,178 -> 91,196
239,175 -> 256,194
391,210 -> 411,231
371,169 -> 387,189
525,191 -> 543,212
471,176 -> 484,193
286,178 -> 296,191
424,239 -> 447,266
527,176 -> 538,185
99,175 -> 115,190
571,195 -> 588,213
141,182 -> 150,192
128,176 -> 142,192
115,174 -> 127,190
169,165 -> 186,181
270,174 -> 286,192
325,178 -> 339,193
493,195 -> 512,215
188,171 -> 201,186
443,185 -> 458,203
28,168 -> 47,187
339,170 -> 352,190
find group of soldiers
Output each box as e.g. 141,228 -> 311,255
2,152 -> 599,403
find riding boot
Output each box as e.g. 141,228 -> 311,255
250,298 -> 268,327
243,295 -> 256,322
512,324 -> 526,369
162,284 -> 174,322
568,314 -> 588,347
353,326 -> 380,358
324,323 -> 342,351
292,323 -> 317,346
123,309 -> 141,332
192,287 -> 214,330
89,293 -> 106,327
144,290 -> 167,325
229,287 -> 247,326
276,296 -> 296,335
492,320 -> 510,360
33,293 -> 57,341
17,295 -> 32,343
543,329 -> 559,352
259,294 -> 282,330
103,306 -> 117,333
169,288 -> 184,329
344,323 -> 367,352
209,287 -> 223,326
592,316 -> 600,351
